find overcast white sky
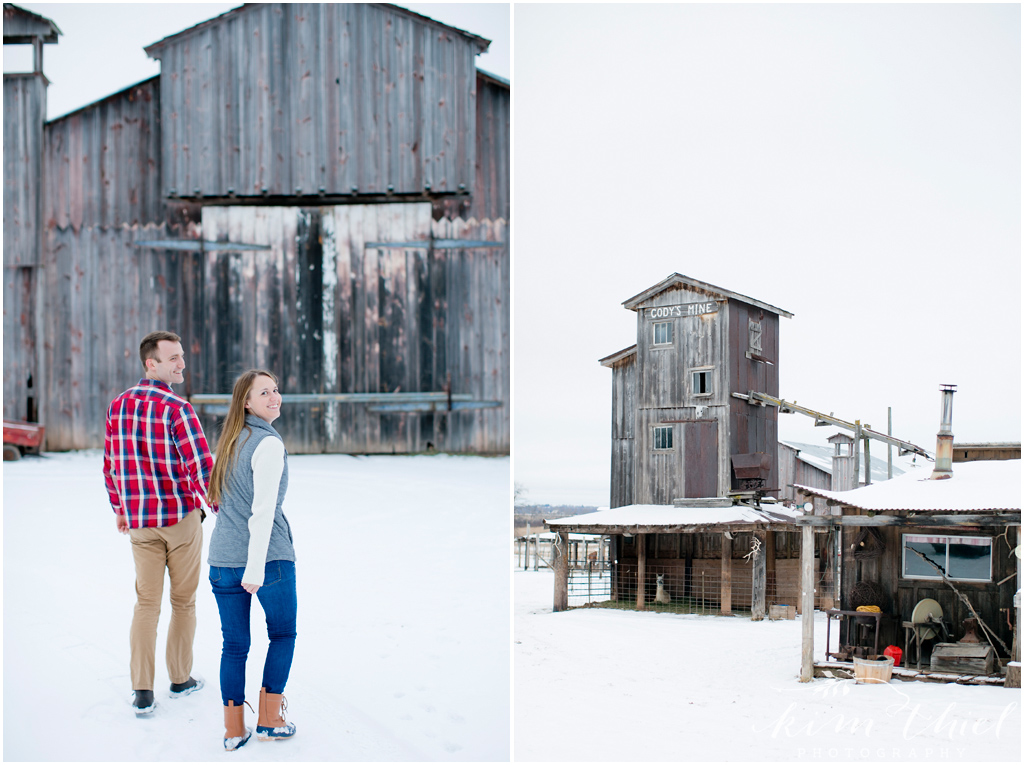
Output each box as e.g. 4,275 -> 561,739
4,2 -> 509,120
514,3 -> 1021,507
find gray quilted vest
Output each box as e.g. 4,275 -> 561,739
208,414 -> 295,567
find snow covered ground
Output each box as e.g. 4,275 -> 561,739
3,451 -> 510,761
514,569 -> 1021,762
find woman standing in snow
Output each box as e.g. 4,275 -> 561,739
207,369 -> 297,751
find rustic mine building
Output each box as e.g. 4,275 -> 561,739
3,2 -> 509,455
548,274 -> 822,617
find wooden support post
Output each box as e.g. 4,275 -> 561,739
765,531 -> 777,604
752,531 -> 766,621
636,533 -> 647,610
800,524 -> 815,682
1005,526 -> 1020,688
721,532 -> 733,615
864,428 -> 872,486
853,420 -> 861,487
553,531 -> 569,612
887,407 -> 893,480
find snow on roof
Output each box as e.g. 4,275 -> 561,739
794,459 -> 1020,513
546,503 -> 803,528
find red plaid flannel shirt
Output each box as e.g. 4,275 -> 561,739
103,379 -> 214,528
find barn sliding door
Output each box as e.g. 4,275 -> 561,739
197,203 -> 508,455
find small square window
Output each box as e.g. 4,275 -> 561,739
653,322 -> 673,346
653,425 -> 673,450
692,370 -> 712,396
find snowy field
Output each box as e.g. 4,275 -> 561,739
4,451 -> 510,762
514,570 -> 1021,763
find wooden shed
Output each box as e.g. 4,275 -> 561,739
3,3 -> 509,455
796,456 -> 1020,682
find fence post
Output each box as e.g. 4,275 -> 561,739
532,534 -> 539,571
752,531 -> 766,621
636,533 -> 647,610
721,532 -> 733,615
553,531 -> 569,612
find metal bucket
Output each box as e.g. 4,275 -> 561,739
853,655 -> 894,684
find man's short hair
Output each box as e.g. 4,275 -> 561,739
140,331 -> 182,370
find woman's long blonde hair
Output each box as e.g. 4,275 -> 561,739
207,369 -> 279,505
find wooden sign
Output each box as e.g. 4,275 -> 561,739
646,301 -> 718,319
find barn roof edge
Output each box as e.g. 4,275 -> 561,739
622,273 -> 794,318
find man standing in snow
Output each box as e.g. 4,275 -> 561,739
103,331 -> 213,716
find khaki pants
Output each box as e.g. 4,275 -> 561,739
128,509 -> 202,690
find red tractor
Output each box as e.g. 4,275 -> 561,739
3,420 -> 45,461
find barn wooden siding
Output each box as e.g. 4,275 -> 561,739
145,2 -> 487,199
435,71 -> 509,222
728,299 -> 780,494
609,352 -> 636,508
36,76 -> 185,449
44,78 -> 164,228
631,284 -> 731,502
3,73 -> 47,422
841,524 -> 1017,653
194,203 -> 509,454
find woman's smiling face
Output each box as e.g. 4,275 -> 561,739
245,374 -> 281,423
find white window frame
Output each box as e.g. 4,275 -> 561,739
652,321 -> 673,347
901,534 -> 993,582
690,367 -> 714,398
653,425 -> 674,451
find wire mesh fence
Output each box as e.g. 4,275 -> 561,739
569,561 -> 837,617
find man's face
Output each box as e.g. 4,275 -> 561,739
146,340 -> 186,385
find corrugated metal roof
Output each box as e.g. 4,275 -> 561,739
622,273 -> 794,318
794,459 -> 1021,513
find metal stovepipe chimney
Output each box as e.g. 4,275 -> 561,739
929,384 -> 956,480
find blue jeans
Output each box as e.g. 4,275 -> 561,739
209,561 -> 297,706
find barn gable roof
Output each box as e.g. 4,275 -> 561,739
3,3 -> 61,43
144,2 -> 491,57
622,273 -> 793,318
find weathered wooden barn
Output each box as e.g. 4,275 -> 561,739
601,273 -> 793,505
3,2 -> 509,455
546,275 -> 824,615
795,388 -> 1021,684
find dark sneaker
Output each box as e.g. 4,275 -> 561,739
169,676 -> 204,697
133,690 -> 156,716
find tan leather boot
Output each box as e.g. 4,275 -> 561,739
223,700 -> 253,751
257,687 -> 296,740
